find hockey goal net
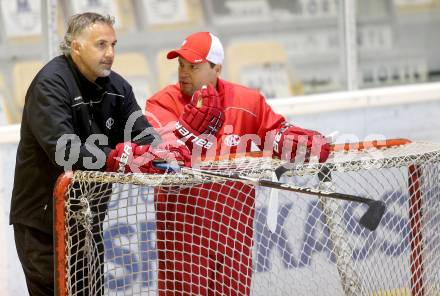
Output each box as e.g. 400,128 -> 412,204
54,139 -> 440,296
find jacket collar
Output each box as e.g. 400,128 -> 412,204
64,55 -> 110,98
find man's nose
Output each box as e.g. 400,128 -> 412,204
179,66 -> 191,76
179,72 -> 190,81
105,45 -> 114,58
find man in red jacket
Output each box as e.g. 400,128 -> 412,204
146,32 -> 330,295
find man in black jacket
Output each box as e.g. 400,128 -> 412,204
10,12 -> 189,295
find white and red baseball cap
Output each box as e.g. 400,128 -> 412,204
167,32 -> 224,65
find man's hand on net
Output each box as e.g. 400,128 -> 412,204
106,142 -> 138,173
176,84 -> 225,137
148,143 -> 192,174
106,142 -> 191,174
273,124 -> 330,163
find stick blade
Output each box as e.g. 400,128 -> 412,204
267,172 -> 280,233
359,200 -> 386,231
152,162 -> 181,173
274,165 -> 290,180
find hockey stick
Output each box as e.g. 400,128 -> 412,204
154,162 -> 385,231
268,138 -> 409,232
266,171 -> 280,233
266,132 -> 340,233
277,164 -> 385,231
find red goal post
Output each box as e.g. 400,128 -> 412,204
53,138 -> 440,296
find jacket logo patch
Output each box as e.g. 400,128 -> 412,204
72,96 -> 84,106
224,134 -> 241,147
106,117 -> 115,129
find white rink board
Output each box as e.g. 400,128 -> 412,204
0,144 -> 27,295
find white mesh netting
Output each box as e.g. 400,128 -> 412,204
54,142 -> 440,296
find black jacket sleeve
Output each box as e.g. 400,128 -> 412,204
118,85 -> 160,147
26,78 -> 109,171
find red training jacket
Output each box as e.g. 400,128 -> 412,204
146,78 -> 285,158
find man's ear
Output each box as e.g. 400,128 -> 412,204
71,39 -> 81,56
214,64 -> 222,76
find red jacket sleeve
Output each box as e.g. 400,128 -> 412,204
256,93 -> 285,135
255,93 -> 286,151
145,85 -> 185,145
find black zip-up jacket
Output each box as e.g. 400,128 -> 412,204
10,55 -> 158,234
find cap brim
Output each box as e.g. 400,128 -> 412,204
166,49 -> 206,64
